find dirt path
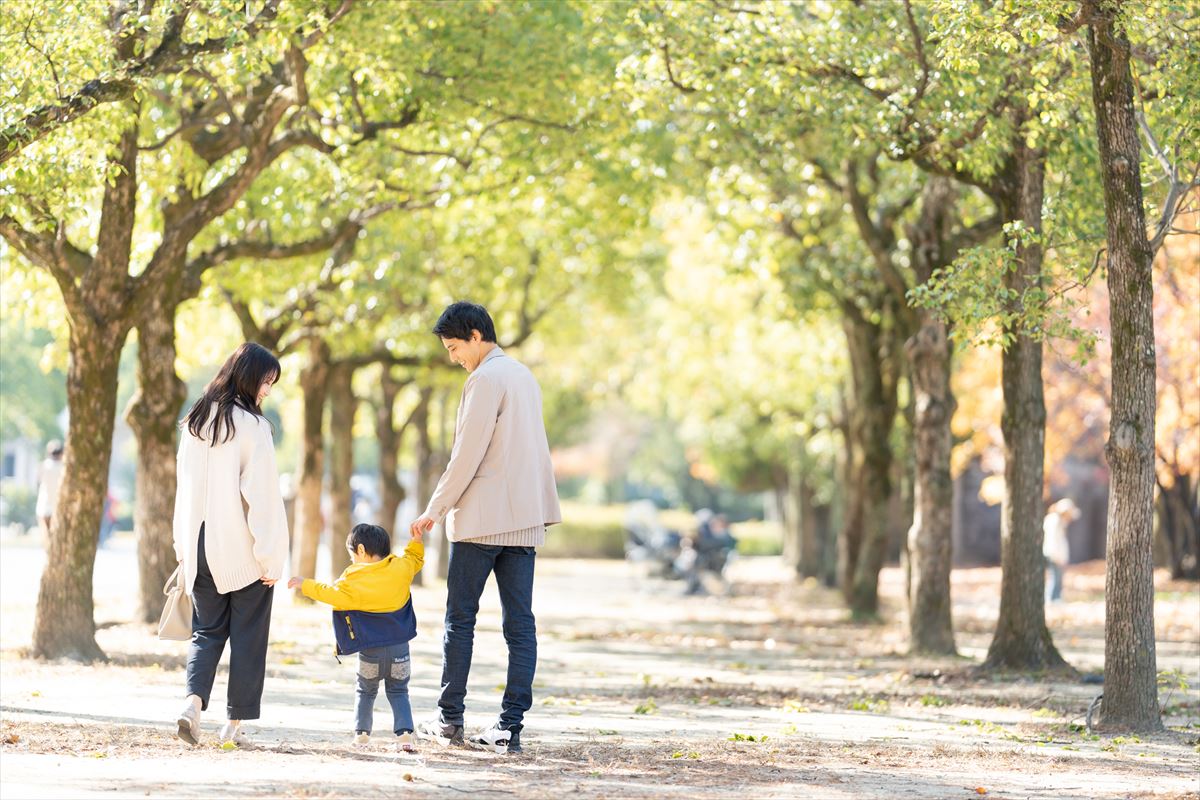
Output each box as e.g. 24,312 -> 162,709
1,533 -> 1197,799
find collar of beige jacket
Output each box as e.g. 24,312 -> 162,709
480,345 -> 505,367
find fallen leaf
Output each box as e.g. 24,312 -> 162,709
220,741 -> 238,751
2,734 -> 18,744
975,788 -> 988,795
403,774 -> 414,782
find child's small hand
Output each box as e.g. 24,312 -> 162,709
287,577 -> 304,590
411,527 -> 424,542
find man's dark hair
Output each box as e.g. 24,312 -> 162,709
347,523 -> 391,558
432,301 -> 497,343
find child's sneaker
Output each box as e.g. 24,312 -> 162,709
470,723 -> 521,754
396,732 -> 417,753
353,731 -> 370,745
416,718 -> 465,746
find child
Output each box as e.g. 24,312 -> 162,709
288,523 -> 424,751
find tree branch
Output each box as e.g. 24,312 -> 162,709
1,0 -> 282,163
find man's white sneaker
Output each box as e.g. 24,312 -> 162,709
353,731 -> 371,745
397,732 -> 417,753
416,718 -> 465,746
470,723 -> 521,754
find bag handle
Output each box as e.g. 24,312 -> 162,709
163,563 -> 183,596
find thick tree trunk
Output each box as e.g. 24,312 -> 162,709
126,300 -> 188,624
1088,11 -> 1162,732
29,118 -> 140,661
328,362 -> 356,577
839,309 -> 896,619
32,324 -> 128,661
906,312 -> 957,654
905,178 -> 959,656
983,140 -> 1070,673
293,338 -> 330,597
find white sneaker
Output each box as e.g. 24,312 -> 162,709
175,704 -> 201,746
397,732 -> 417,753
353,731 -> 370,745
218,722 -> 250,747
469,723 -> 520,754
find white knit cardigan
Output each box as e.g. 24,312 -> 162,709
173,404 -> 290,594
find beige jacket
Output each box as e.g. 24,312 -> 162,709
424,347 -> 562,541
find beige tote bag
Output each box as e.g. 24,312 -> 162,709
157,564 -> 193,641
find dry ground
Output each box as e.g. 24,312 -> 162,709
1,531 -> 1197,799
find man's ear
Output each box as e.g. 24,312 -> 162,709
470,329 -> 482,343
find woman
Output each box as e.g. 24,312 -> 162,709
172,342 -> 289,746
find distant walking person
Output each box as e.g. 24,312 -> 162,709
1043,498 -> 1080,603
172,343 -> 289,746
411,302 -> 561,754
34,439 -> 64,536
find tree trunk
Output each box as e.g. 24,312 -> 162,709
434,388 -> 453,580
126,299 -> 188,624
412,386 -> 440,575
1088,9 -> 1162,732
839,309 -> 897,619
32,323 -> 128,661
983,139 -> 1070,673
788,442 -> 822,580
413,385 -> 435,518
328,361 -> 356,578
376,368 -> 407,547
779,469 -> 801,574
30,117 -> 140,661
906,311 -> 957,654
814,502 -> 837,587
905,177 -> 960,656
293,338 -> 330,597
1156,475 -> 1199,579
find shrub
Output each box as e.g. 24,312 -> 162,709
0,484 -> 36,528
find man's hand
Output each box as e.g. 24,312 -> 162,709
410,514 -> 435,538
287,577 -> 304,590
261,576 -> 277,587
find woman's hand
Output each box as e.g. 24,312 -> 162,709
287,576 -> 303,589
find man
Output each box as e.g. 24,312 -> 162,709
35,440 -> 64,537
411,302 -> 561,754
1043,498 -> 1079,603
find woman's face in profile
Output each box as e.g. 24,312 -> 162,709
257,376 -> 275,405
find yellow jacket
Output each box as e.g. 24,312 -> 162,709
301,541 -> 424,612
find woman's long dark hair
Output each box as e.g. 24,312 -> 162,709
184,343 -> 281,445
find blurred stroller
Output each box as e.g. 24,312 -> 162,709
623,500 -> 683,579
676,510 -> 737,595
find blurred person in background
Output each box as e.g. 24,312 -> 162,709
35,439 -> 64,537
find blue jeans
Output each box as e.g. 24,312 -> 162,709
1046,562 -> 1064,602
355,642 -> 413,734
438,542 -> 537,733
